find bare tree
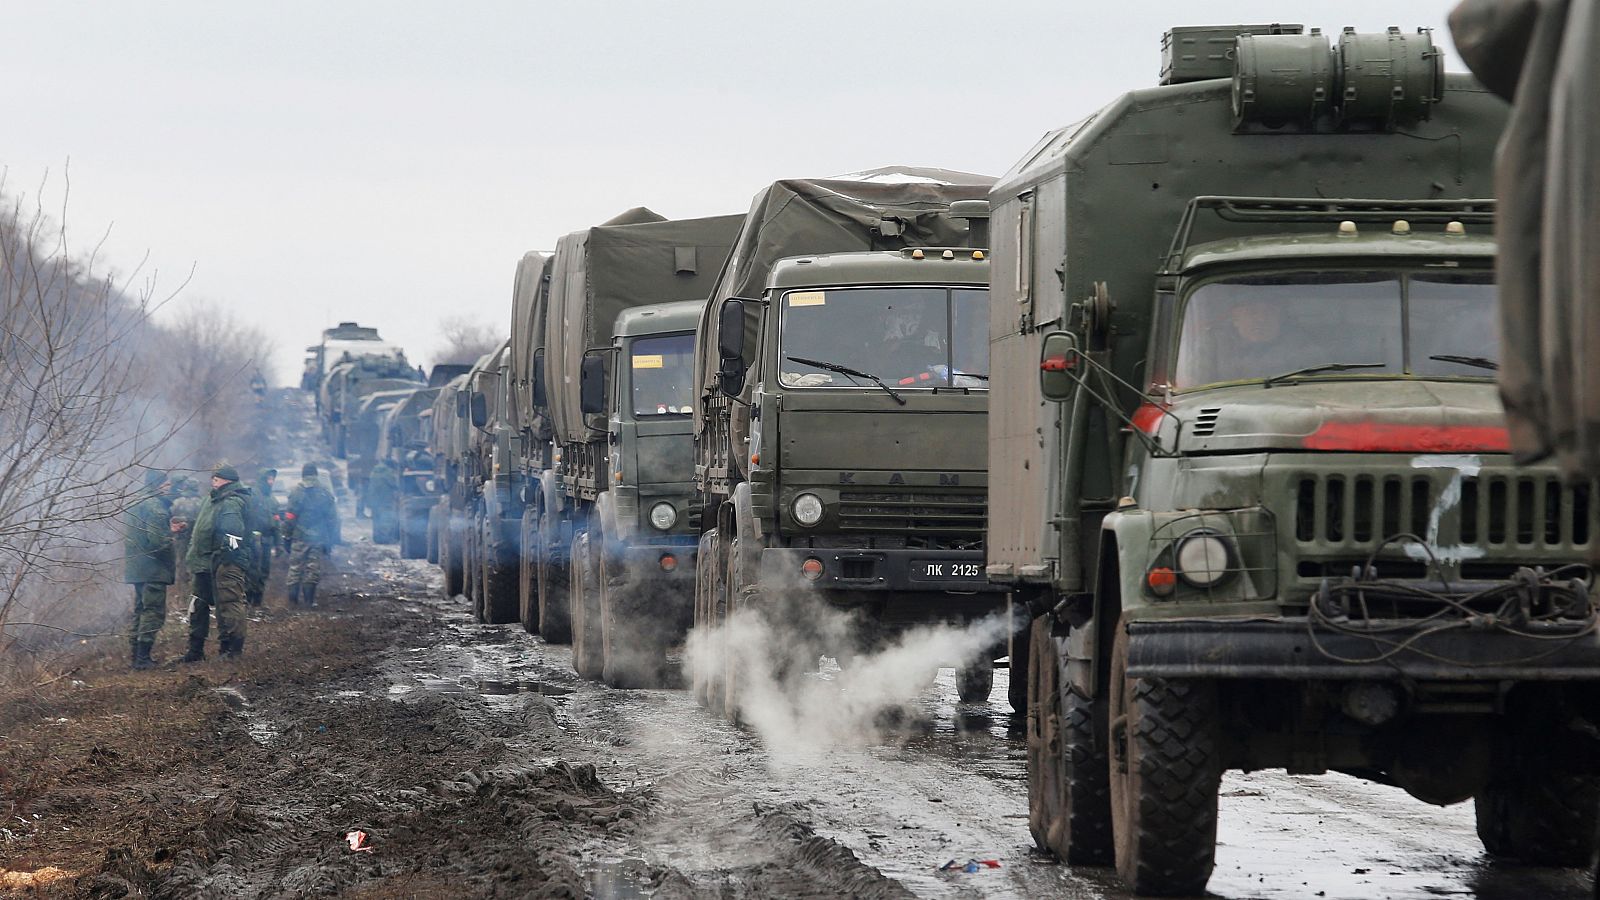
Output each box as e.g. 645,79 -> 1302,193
149,304 -> 277,469
433,315 -> 501,366
0,173 -> 190,653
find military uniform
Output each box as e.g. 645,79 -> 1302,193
182,467 -> 255,661
169,479 -> 202,599
285,465 -> 340,606
245,472 -> 280,606
122,471 -> 175,669
367,459 -> 400,544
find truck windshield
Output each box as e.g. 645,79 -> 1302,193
779,286 -> 989,390
1172,270 -> 1497,389
630,332 -> 695,416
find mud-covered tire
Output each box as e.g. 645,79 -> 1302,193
426,509 -> 441,565
570,533 -> 603,680
722,535 -> 749,721
958,658 -> 995,703
600,533 -> 666,689
479,516 -> 519,625
465,516 -> 483,620
1028,616 -> 1114,865
1109,624 -> 1220,896
1475,770 -> 1600,866
441,518 -> 464,600
697,525 -> 729,707
518,509 -> 539,635
537,549 -> 572,644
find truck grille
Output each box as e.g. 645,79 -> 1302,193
838,491 -> 986,537
1294,473 -> 1594,550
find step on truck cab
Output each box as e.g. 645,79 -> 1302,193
692,169 -> 1008,719
537,209 -> 742,685
991,24 -> 1600,896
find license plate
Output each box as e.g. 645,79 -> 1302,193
913,560 -> 984,580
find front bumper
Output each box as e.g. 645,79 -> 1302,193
761,547 -> 1003,593
1127,617 -> 1600,682
618,544 -> 696,583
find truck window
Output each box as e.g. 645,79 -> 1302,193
1172,270 -> 1496,389
629,333 -> 695,416
779,286 -> 991,389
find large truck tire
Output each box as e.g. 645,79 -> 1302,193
958,658 -> 995,703
1028,617 -> 1114,865
570,532 -> 604,679
426,508 -> 441,566
691,529 -> 718,708
480,517 -> 520,625
518,509 -> 540,635
537,515 -> 572,644
1108,624 -> 1220,896
1475,764 -> 1600,866
600,524 -> 677,689
465,514 -> 483,620
441,517 -> 464,600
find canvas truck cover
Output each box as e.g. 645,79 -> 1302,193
691,167 -> 996,435
508,251 -> 552,437
546,212 -> 742,445
1452,0 -> 1600,480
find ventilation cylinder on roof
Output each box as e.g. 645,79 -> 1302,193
1232,26 -> 1443,131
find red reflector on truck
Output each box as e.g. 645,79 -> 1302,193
1303,423 -> 1510,453
1040,354 -> 1075,372
659,554 -> 677,572
1132,403 -> 1167,435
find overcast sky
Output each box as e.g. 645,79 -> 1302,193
2,1 -> 1471,381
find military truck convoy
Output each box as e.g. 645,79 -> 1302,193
305,23 -> 1600,898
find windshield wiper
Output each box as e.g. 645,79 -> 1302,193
1263,362 -> 1384,388
786,355 -> 906,405
1429,354 -> 1499,371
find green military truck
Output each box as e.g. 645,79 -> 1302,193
428,371 -> 473,595
509,251 -> 554,634
376,385 -> 442,558
348,388 -> 415,520
458,342 -> 510,618
536,209 -> 741,684
464,340 -> 523,624
319,356 -> 420,459
691,169 -> 1006,718
992,25 -> 1600,896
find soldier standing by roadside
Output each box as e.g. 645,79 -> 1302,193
245,469 -> 280,606
367,456 -> 400,544
285,463 -> 339,607
181,465 -> 255,661
169,476 -> 200,599
122,469 -> 175,670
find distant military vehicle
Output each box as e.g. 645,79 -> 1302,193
509,252 -> 554,633
301,321 -> 402,393
428,372 -> 473,595
319,355 -> 421,458
377,386 -> 443,558
428,363 -> 473,388
348,388 -> 415,518
989,25 -> 1598,896
534,210 -> 741,684
691,169 -> 1003,718
462,341 -> 516,623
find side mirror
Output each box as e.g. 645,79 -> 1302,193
1039,331 -> 1079,403
580,351 -> 608,416
718,357 -> 746,398
470,392 -> 488,428
717,298 -> 746,360
532,350 -> 547,406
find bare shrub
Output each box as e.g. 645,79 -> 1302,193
434,315 -> 501,365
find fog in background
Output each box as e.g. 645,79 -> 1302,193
0,1 -> 1469,379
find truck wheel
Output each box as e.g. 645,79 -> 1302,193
441,518 -> 464,599
518,509 -> 539,635
570,532 -> 603,679
1008,601 -> 1032,715
426,509 -> 440,565
536,519 -> 572,644
1028,616 -> 1114,864
691,530 -> 718,708
481,519 -> 520,625
1475,768 -> 1600,866
465,516 -> 483,620
401,507 -> 427,559
957,658 -> 995,703
722,535 -> 752,722
1108,624 -> 1220,896
600,536 -> 666,689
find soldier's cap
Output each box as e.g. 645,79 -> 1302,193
143,468 -> 168,488
303,463 -> 319,476
213,464 -> 241,483
263,468 -> 278,479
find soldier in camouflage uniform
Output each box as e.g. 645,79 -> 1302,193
245,469 -> 280,606
367,457 -> 400,544
169,476 -> 201,599
122,469 -> 175,670
181,465 -> 255,661
285,462 -> 339,607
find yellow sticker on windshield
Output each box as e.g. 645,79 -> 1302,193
632,354 -> 664,369
788,291 -> 827,307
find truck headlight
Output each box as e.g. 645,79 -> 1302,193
792,493 -> 824,527
649,502 -> 678,531
1175,531 -> 1232,588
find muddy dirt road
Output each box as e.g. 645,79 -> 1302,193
3,391 -> 1594,898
